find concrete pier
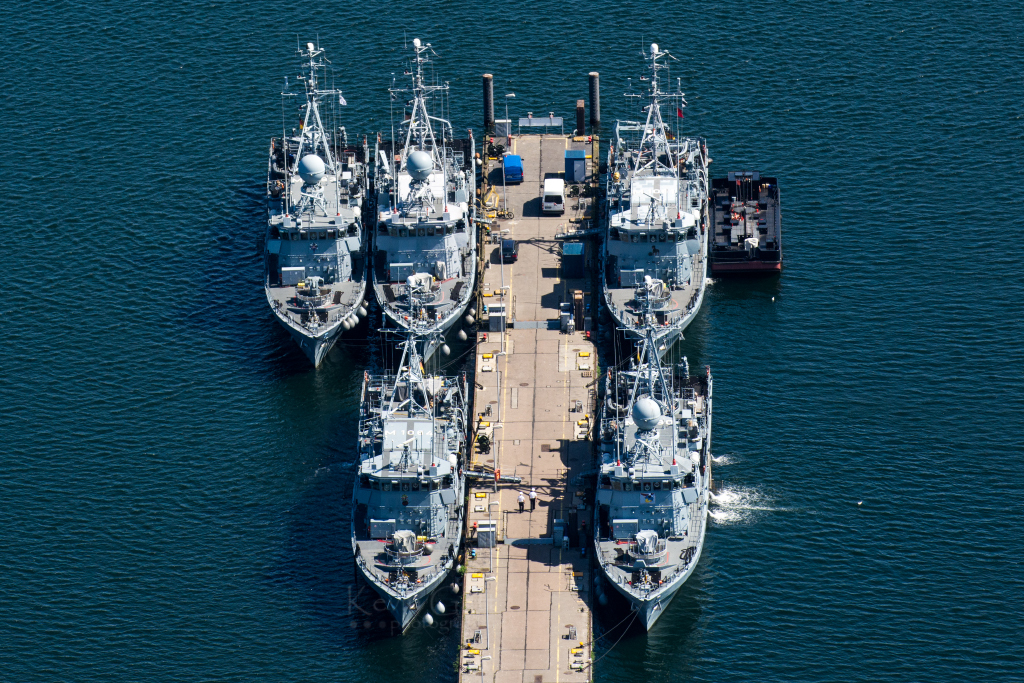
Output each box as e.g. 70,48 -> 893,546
460,133 -> 599,682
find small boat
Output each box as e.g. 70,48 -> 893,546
709,171 -> 782,274
371,38 -> 477,362
602,43 -> 711,357
264,42 -> 369,366
593,320 -> 712,630
351,327 -> 468,632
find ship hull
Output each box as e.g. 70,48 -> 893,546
598,502 -> 709,631
604,267 -> 707,359
709,259 -> 781,275
377,284 -> 473,363
266,284 -> 365,367
357,561 -> 455,632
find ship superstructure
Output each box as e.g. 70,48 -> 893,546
265,42 -> 369,366
593,320 -> 712,631
351,329 -> 468,632
602,43 -> 710,356
371,38 -> 476,362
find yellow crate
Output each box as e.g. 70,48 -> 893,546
471,573 -> 484,579
578,351 -> 590,357
482,353 -> 493,359
479,421 -> 490,428
475,492 -> 488,498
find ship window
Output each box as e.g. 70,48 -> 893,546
624,483 -> 633,492
402,483 -> 410,492
382,483 -> 390,491
411,482 -> 420,491
300,232 -> 308,240
281,232 -> 290,241
319,231 -> 327,239
612,481 -> 622,491
372,480 -> 380,489
653,481 -> 661,490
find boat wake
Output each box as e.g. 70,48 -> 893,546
711,453 -> 734,466
709,486 -> 782,524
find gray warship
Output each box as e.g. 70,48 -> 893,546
265,42 -> 369,366
602,43 -> 710,356
593,312 -> 712,631
371,38 -> 477,362
351,327 -> 468,632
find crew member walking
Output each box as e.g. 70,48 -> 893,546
529,488 -> 537,512
518,491 -> 526,513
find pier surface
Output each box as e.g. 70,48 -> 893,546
459,134 -> 598,682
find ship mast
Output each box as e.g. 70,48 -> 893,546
292,41 -> 345,217
389,38 -> 452,206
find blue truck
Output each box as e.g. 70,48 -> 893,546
502,154 -> 524,183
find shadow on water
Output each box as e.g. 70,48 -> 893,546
176,177 -> 378,378
710,273 -> 783,303
273,430 -> 462,683
592,568 -> 709,680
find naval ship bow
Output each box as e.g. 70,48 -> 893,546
602,43 -> 710,357
593,316 -> 712,630
265,41 -> 369,366
372,38 -> 477,362
352,324 -> 468,631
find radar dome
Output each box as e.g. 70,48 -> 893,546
650,43 -> 659,55
407,150 -> 434,181
298,154 -> 326,185
632,397 -> 662,430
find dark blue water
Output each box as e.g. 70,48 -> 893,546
3,1 -> 1023,680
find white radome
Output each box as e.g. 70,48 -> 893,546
632,397 -> 662,430
297,154 -> 326,184
407,150 -> 433,181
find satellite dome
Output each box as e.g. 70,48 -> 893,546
650,43 -> 659,55
407,150 -> 434,181
297,154 -> 326,185
632,397 -> 662,430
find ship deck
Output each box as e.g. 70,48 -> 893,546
266,279 -> 365,328
459,133 -> 596,682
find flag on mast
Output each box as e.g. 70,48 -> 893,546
676,107 -> 684,119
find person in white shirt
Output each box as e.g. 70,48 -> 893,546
529,488 -> 537,512
518,491 -> 525,513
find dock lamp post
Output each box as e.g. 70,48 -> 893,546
503,93 -> 515,212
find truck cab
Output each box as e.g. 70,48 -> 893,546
542,178 -> 565,215
503,154 -> 524,183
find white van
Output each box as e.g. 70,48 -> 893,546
542,178 -> 565,215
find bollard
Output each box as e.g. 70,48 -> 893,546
588,72 -> 600,131
482,74 -> 494,133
